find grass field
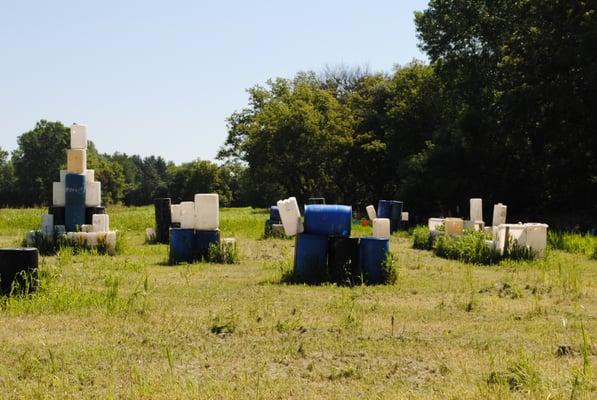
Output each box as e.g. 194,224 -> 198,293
0,206 -> 595,399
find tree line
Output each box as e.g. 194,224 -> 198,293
1,0 -> 595,228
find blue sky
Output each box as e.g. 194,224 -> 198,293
0,0 -> 429,164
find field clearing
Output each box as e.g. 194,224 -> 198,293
0,206 -> 595,399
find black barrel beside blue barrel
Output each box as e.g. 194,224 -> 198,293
49,206 -> 66,226
294,233 -> 328,283
328,236 -> 361,285
390,201 -> 403,232
358,237 -> 389,284
304,205 -> 352,237
193,230 -> 220,260
154,198 -> 172,244
85,206 -> 106,225
0,248 -> 39,295
65,174 -> 86,232
169,228 -> 195,264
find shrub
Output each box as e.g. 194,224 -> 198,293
412,226 -> 432,250
433,231 -> 502,265
207,240 -> 240,264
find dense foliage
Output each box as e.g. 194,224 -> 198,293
1,1 -> 595,229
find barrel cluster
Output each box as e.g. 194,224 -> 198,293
26,124 -> 117,253
277,197 -> 391,285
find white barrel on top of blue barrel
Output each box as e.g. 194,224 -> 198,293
92,214 -> 109,232
70,124 -> 88,149
372,218 -> 390,239
180,202 -> 195,229
194,194 -> 219,231
171,204 -> 182,224
277,197 -> 303,236
366,205 -> 376,221
304,204 -> 352,237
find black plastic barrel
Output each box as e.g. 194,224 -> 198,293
390,201 -> 403,232
0,248 -> 39,295
85,206 -> 106,225
65,174 -> 86,232
328,236 -> 361,285
193,230 -> 220,260
169,228 -> 194,264
294,233 -> 328,283
48,206 -> 66,226
154,198 -> 172,244
359,237 -> 389,284
307,198 -> 326,205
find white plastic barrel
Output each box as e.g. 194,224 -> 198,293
372,218 -> 391,239
106,231 -> 117,252
428,218 -> 444,231
53,181 -> 66,206
86,232 -> 98,246
171,204 -> 181,224
180,201 -> 195,229
277,197 -> 303,236
92,214 -> 109,232
524,223 -> 548,257
492,203 -> 507,227
366,205 -> 377,221
41,214 -> 54,236
445,218 -> 464,236
67,149 -> 87,174
495,224 -> 527,255
470,198 -> 483,223
85,181 -> 101,207
85,169 -> 95,183
70,124 -> 88,149
194,193 -> 219,230
401,212 -> 409,222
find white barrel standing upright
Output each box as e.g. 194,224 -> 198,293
92,214 -> 110,232
180,201 -> 195,229
492,203 -> 507,226
372,218 -> 391,239
52,181 -> 66,206
171,204 -> 182,224
85,181 -> 101,207
366,205 -> 377,221
470,198 -> 483,223
70,124 -> 88,149
524,223 -> 548,257
67,149 -> 87,174
194,193 -> 219,230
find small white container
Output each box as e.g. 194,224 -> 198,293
41,214 -> 54,237
277,197 -> 303,236
53,181 -> 66,206
470,198 -> 483,223
445,218 -> 464,236
180,201 -> 195,229
492,203 -> 507,227
85,169 -> 95,183
372,218 -> 391,239
70,124 -> 88,149
428,218 -> 444,232
171,204 -> 181,224
92,214 -> 109,232
67,149 -> 87,174
495,224 -> 527,255
524,223 -> 548,258
401,212 -> 409,222
194,193 -> 219,230
85,181 -> 101,207
366,205 -> 377,221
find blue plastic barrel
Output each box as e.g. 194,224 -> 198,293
304,205 -> 352,237
193,230 -> 220,260
65,174 -> 86,232
294,234 -> 328,282
358,237 -> 389,284
169,228 -> 195,264
269,206 -> 281,223
377,200 -> 392,219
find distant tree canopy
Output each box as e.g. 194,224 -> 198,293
1,1 -> 595,228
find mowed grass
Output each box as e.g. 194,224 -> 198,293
0,206 -> 595,399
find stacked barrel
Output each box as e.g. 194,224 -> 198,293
278,197 -> 391,285
169,194 -> 223,263
27,124 -> 116,253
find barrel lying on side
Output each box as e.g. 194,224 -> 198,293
0,248 -> 39,295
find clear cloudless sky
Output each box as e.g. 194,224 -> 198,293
0,0 -> 429,164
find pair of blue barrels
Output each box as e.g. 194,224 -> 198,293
169,229 -> 220,264
378,200 -> 403,233
65,174 -> 86,232
294,205 -> 390,284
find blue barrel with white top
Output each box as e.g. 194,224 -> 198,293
65,174 -> 86,232
304,205 -> 352,237
294,233 -> 328,282
169,228 -> 195,264
358,237 -> 389,284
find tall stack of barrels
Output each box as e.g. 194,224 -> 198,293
277,197 -> 391,285
169,194 -> 225,264
27,124 -> 117,253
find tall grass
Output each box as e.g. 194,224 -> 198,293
548,231 -> 597,256
433,231 -> 502,265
